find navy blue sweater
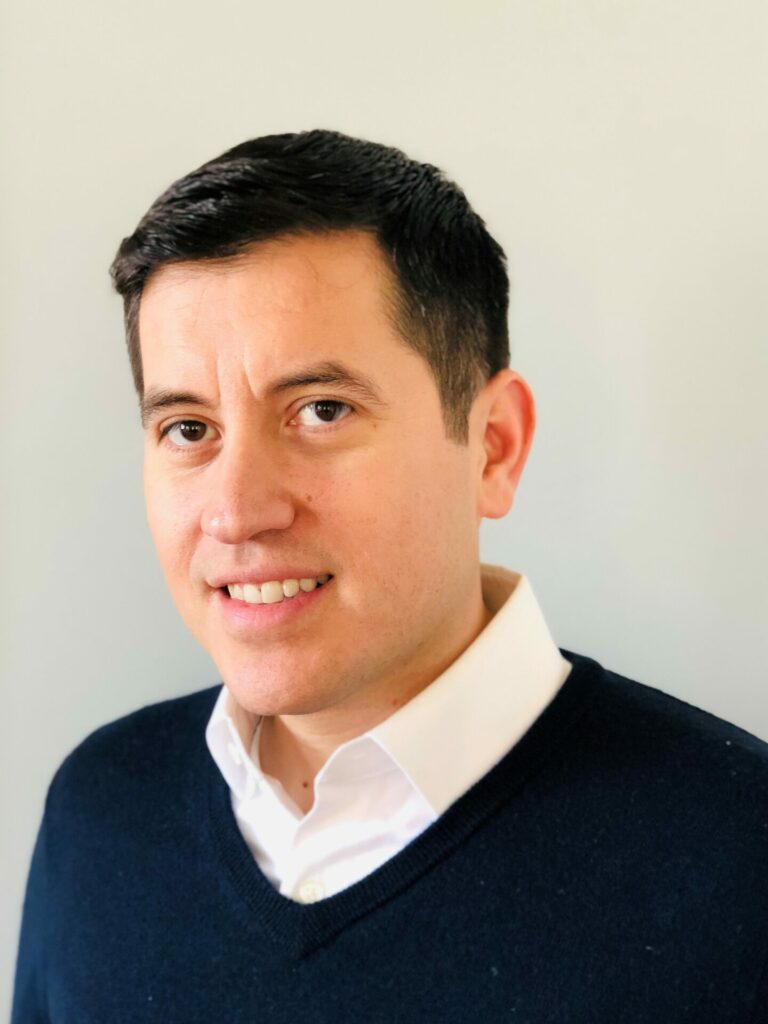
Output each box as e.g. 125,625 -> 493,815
12,651 -> 768,1023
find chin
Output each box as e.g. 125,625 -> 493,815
232,690 -> 339,719
220,667 -> 344,718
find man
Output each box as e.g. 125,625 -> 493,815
12,130 -> 768,1022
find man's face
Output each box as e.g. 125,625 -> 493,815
140,231 -> 496,720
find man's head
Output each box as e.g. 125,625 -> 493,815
110,130 -> 535,723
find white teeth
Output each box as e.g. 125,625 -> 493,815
226,575 -> 332,604
261,581 -> 284,604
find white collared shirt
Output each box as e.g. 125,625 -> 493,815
205,564 -> 571,903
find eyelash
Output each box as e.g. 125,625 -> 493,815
158,399 -> 355,448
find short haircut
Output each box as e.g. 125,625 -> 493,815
109,129 -> 510,444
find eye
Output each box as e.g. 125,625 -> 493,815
160,420 -> 213,447
294,400 -> 353,428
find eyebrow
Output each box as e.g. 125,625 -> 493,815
140,360 -> 387,427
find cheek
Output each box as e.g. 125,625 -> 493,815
144,472 -> 198,577
329,448 -> 470,575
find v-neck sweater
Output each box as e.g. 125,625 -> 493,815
12,651 -> 768,1023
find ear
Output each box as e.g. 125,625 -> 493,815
473,369 -> 536,521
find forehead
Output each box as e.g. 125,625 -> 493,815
136,229 -> 429,406
138,230 -> 398,342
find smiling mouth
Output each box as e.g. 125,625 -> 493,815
219,575 -> 334,604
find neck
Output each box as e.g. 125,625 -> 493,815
258,587 -> 494,816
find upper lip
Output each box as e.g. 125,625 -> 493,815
208,569 -> 333,589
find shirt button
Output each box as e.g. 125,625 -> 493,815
297,879 -> 325,903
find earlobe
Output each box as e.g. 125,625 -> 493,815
476,370 -> 536,521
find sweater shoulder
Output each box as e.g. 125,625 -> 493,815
562,650 -> 768,826
565,649 -> 768,759
46,685 -> 221,811
609,661 -> 766,764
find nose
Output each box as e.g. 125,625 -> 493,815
200,435 -> 296,545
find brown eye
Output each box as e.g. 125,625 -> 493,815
295,400 -> 353,427
164,421 -> 210,446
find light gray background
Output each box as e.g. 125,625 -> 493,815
2,0 -> 767,1011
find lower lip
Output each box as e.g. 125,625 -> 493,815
214,577 -> 335,632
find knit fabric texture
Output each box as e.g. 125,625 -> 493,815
11,651 -> 768,1023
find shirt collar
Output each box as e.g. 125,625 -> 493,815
205,679 -> 260,801
370,564 -> 571,814
205,563 -> 571,813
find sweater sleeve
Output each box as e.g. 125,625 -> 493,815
11,809 -> 49,1024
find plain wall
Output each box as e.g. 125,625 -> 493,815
2,0 -> 767,1010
